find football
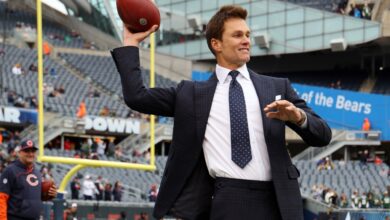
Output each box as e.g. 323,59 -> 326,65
116,0 -> 160,33
41,180 -> 55,201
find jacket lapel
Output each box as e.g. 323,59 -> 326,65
194,70 -> 276,150
194,74 -> 218,145
249,70 -> 274,141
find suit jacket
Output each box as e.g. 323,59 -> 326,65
111,46 -> 332,220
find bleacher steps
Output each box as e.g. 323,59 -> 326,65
293,130 -> 381,161
302,196 -> 339,216
116,124 -> 172,158
51,56 -> 117,99
311,139 -> 381,161
20,115 -> 81,146
53,47 -> 192,83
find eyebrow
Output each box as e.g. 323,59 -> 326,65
232,30 -> 251,34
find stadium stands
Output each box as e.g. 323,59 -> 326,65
296,160 -> 390,207
44,148 -> 166,202
0,43 -> 130,117
58,53 -> 177,98
19,147 -> 390,206
0,1 -> 84,48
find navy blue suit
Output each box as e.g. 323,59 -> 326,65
111,46 -> 332,220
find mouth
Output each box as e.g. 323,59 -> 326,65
239,48 -> 250,53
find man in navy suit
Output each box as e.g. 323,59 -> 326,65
111,5 -> 331,220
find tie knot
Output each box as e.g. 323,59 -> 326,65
229,70 -> 239,81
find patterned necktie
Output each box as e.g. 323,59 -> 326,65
229,70 -> 252,168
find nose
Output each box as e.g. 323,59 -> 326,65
243,36 -> 250,45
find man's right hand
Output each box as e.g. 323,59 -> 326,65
123,24 -> 159,47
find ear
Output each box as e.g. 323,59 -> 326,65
211,38 -> 222,53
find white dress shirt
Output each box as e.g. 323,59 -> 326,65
202,64 -> 272,181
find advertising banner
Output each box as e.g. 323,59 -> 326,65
293,84 -> 390,140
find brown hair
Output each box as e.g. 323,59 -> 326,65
205,5 -> 248,55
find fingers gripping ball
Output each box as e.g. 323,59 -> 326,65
41,180 -> 55,201
116,0 -> 160,32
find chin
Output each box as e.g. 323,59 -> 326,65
239,56 -> 250,63
238,59 -> 250,66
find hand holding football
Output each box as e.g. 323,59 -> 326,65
41,180 -> 56,201
117,0 -> 160,33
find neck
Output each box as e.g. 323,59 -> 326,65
216,61 -> 245,71
19,159 -> 33,168
217,63 -> 241,70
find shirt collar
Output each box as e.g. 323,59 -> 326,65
215,64 -> 250,83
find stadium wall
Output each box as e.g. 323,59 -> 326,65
139,48 -> 192,82
44,201 -> 154,220
318,211 -> 390,220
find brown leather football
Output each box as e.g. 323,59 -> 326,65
116,0 -> 160,33
41,180 -> 55,201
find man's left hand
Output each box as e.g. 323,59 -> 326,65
264,100 -> 303,124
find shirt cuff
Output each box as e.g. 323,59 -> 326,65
298,109 -> 308,128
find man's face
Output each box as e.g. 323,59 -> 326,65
18,148 -> 37,165
212,18 -> 251,69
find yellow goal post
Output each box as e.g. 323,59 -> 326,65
35,0 -> 156,193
